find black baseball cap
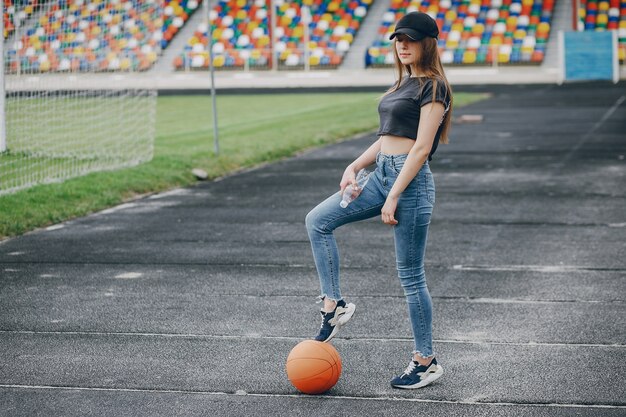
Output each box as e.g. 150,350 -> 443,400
389,12 -> 439,41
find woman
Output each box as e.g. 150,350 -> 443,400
304,11 -> 453,389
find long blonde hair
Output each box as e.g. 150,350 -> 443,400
385,37 -> 453,143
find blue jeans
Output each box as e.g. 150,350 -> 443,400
305,152 -> 436,358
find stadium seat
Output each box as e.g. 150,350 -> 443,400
3,1 -> 39,39
366,0 -> 555,66
7,1 -> 164,73
579,0 -> 626,62
162,0 -> 200,49
173,0 -> 372,70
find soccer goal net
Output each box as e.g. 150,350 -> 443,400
1,0 -> 161,195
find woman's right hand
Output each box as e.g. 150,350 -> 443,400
339,165 -> 358,194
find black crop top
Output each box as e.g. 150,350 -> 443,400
377,77 -> 451,160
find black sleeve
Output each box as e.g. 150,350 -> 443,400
419,78 -> 450,108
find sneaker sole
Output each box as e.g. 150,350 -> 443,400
323,303 -> 356,343
391,366 -> 444,389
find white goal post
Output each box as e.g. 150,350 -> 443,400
1,0 -> 159,195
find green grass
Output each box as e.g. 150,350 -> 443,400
0,91 -> 487,240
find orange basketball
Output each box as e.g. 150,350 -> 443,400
285,340 -> 342,394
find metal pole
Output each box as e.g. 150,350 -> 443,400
302,6 -> 310,71
0,1 -> 6,153
15,10 -> 19,77
612,30 -> 619,84
205,0 -> 219,155
557,30 -> 565,85
270,0 -> 277,71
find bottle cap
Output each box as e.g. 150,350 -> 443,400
340,201 -> 348,208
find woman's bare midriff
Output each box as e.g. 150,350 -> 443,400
379,134 -> 415,155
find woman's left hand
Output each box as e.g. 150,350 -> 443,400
381,196 -> 399,225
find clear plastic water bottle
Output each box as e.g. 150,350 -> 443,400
340,169 -> 370,208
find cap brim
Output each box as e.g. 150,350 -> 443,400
389,28 -> 427,41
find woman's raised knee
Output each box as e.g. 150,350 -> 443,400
305,208 -> 325,234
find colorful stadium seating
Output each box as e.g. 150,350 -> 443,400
366,0 -> 555,66
162,0 -> 199,49
6,0 -> 163,73
579,0 -> 626,62
3,0 -> 39,39
173,0 -> 372,70
3,0 -> 622,72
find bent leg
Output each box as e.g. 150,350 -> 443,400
305,171 -> 385,301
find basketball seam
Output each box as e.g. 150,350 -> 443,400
316,343 -> 341,361
286,358 -> 334,381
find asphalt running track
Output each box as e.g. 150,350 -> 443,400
0,82 -> 625,416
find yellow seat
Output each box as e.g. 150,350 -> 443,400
327,2 -> 340,12
498,52 -> 510,63
537,22 -> 550,35
463,50 -> 477,63
257,36 -> 270,47
507,16 -> 518,28
39,60 -> 51,72
472,23 -> 485,35
213,55 -> 225,67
